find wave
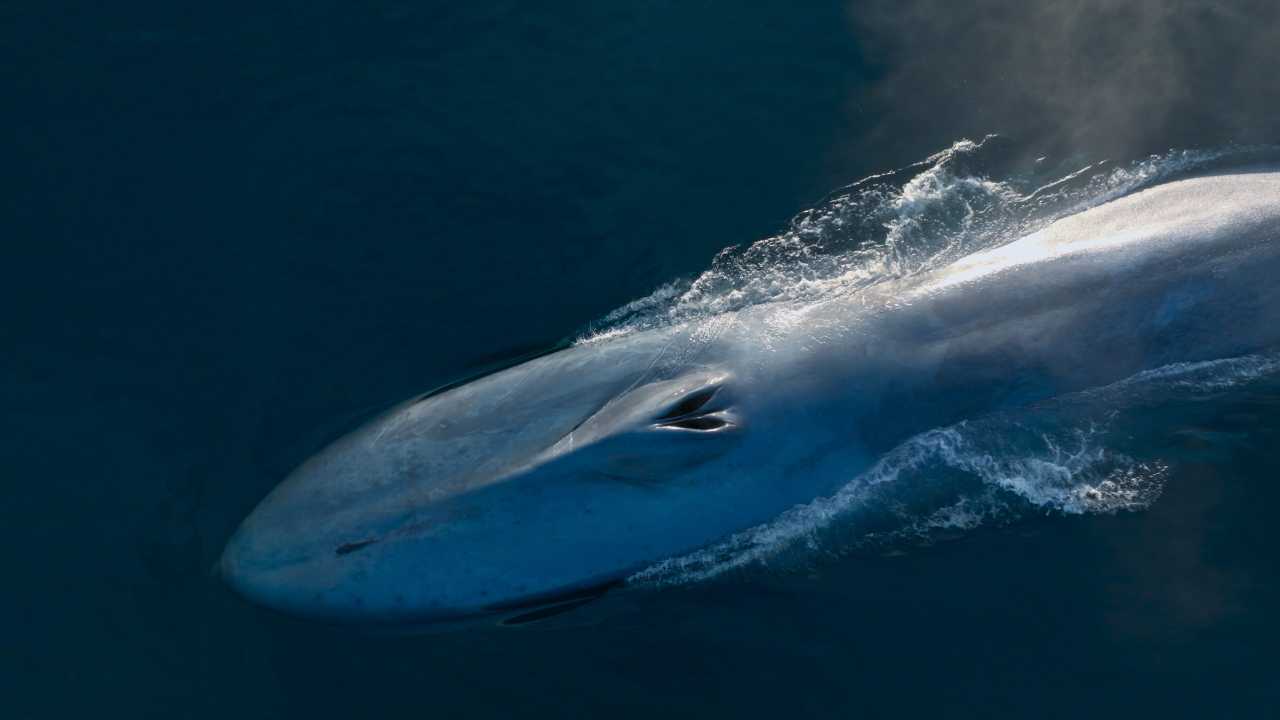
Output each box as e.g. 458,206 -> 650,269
580,137 -> 1278,344
609,137 -> 1280,586
633,351 -> 1280,586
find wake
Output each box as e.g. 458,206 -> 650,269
580,137 -> 1276,345
612,138 -> 1280,585
633,351 -> 1280,586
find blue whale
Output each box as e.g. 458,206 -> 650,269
221,169 -> 1280,626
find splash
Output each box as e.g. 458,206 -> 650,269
579,137 -> 1275,344
633,352 -> 1280,586
615,138 -> 1280,585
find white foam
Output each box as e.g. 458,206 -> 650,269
579,139 -> 1253,346
1116,354 -> 1280,392
611,141 -> 1280,586
632,351 -> 1280,587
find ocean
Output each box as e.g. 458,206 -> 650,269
5,1 -> 1280,717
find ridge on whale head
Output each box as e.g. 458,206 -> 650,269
222,169 -> 1280,626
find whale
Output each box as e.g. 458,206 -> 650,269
221,169 -> 1280,626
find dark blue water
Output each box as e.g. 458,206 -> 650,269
5,2 -> 1280,717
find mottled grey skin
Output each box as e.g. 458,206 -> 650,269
222,170 -> 1280,625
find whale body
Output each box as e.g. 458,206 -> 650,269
221,169 -> 1280,626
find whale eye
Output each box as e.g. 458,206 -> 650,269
656,387 -> 718,421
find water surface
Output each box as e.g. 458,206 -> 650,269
5,2 -> 1280,717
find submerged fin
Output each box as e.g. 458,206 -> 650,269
500,597 -> 602,626
486,579 -> 623,627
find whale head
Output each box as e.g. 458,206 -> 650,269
220,338 -> 758,626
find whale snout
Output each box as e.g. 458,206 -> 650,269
219,347 -> 753,625
218,507 -> 331,618
218,524 -> 273,607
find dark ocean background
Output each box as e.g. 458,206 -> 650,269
5,1 -> 1280,717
